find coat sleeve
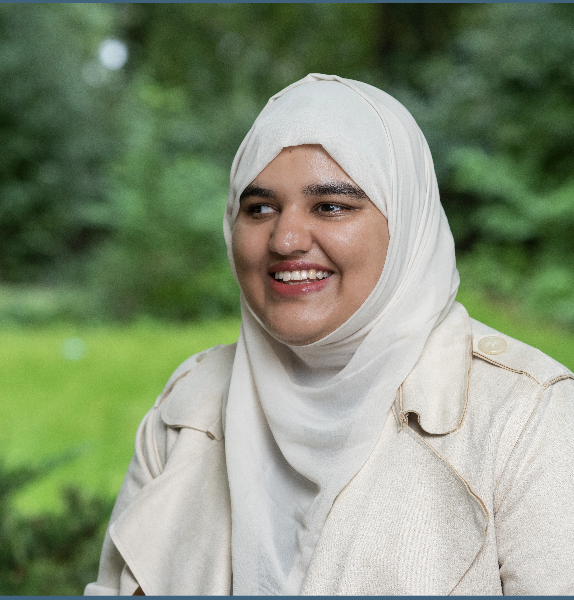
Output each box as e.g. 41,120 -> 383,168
495,376 -> 574,595
84,403 -> 169,596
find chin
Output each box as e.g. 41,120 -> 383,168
255,301 -> 336,345
265,322 -> 327,346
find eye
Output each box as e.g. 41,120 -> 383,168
247,203 -> 277,215
316,203 -> 346,213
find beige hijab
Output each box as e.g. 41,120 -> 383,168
222,74 -> 459,595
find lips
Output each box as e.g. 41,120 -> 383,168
268,262 -> 333,297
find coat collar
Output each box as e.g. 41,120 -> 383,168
110,430 -> 233,596
156,302 -> 474,439
400,301 -> 473,434
158,343 -> 236,441
110,345 -> 236,596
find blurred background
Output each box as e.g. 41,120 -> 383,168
1,3 -> 574,593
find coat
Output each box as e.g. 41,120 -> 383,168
84,302 -> 574,596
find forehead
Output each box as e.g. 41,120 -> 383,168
251,144 -> 357,186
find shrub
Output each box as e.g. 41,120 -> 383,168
0,455 -> 113,595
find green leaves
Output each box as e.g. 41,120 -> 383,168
0,454 -> 113,595
1,4 -> 574,326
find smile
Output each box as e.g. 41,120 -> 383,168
268,267 -> 333,297
274,269 -> 332,284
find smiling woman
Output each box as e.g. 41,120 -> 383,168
233,144 -> 389,345
86,74 -> 574,596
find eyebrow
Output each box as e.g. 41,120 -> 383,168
239,181 -> 367,202
303,182 -> 367,199
239,185 -> 276,203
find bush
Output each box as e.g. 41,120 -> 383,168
87,76 -> 240,321
0,455 -> 113,595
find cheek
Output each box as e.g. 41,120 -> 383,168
326,215 -> 389,285
232,222 -> 267,288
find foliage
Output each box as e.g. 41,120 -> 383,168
0,4 -> 574,325
399,4 -> 574,326
89,76 -> 239,320
0,4 -> 119,283
0,455 -> 113,595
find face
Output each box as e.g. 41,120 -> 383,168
232,144 -> 389,345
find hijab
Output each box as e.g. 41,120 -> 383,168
222,74 -> 459,595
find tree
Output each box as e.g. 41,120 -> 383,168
0,4 -> 119,282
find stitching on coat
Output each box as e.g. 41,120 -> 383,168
451,338 -> 474,433
403,426 -> 490,519
494,375 -> 573,513
149,407 -> 163,477
157,369 -> 193,406
543,373 -> 574,388
391,400 -> 402,432
401,426 -> 490,594
474,351 -> 574,389
493,385 -> 547,513
473,351 -> 541,384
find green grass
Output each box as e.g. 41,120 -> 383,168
1,290 -> 573,515
0,318 -> 240,514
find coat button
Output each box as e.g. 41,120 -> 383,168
478,335 -> 507,355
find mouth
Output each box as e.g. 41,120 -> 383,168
268,263 -> 334,297
273,268 -> 333,284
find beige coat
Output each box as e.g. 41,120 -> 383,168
84,303 -> 574,596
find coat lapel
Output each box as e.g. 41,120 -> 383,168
303,302 -> 488,595
110,347 -> 235,596
399,301 -> 473,434
302,410 -> 488,595
110,429 -> 232,596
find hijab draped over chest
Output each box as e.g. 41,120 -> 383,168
222,74 -> 459,595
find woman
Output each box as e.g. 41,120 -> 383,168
85,74 -> 574,596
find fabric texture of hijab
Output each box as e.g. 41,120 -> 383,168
222,74 -> 460,595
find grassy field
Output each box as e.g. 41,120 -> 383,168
0,318 -> 241,514
1,288 -> 573,515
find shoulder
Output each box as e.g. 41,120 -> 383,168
153,343 -> 237,434
464,317 -> 574,467
156,343 -> 237,402
469,317 -> 573,388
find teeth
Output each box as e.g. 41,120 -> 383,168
273,269 -> 331,282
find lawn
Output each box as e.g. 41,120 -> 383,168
1,289 -> 573,515
0,318 -> 241,514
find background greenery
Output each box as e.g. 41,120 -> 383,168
2,3 -> 574,326
1,3 -> 574,594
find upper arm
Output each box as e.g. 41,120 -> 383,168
495,377 -> 574,595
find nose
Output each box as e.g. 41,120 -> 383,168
268,207 -> 313,256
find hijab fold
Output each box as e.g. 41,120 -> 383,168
222,74 -> 459,595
